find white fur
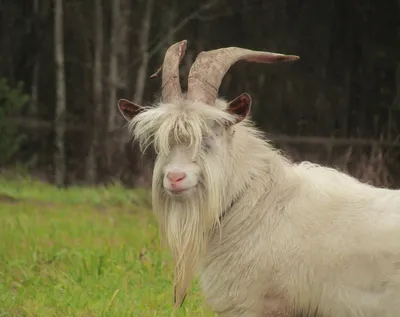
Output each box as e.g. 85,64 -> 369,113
162,146 -> 201,195
126,97 -> 400,317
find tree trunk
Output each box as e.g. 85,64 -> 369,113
118,0 -> 131,95
130,0 -> 154,187
53,0 -> 67,186
107,0 -> 120,134
31,59 -> 40,116
166,0 -> 176,48
134,0 -> 154,104
30,0 -> 40,116
85,0 -> 103,184
102,0 -> 121,178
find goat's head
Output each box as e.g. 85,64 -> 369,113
117,40 -> 299,306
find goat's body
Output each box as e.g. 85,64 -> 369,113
120,40 -> 400,317
199,122 -> 400,317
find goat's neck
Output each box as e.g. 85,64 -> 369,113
219,125 -> 294,223
231,127 -> 291,194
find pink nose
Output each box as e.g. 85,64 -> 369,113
167,171 -> 186,183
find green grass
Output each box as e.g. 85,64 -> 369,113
0,176 -> 215,317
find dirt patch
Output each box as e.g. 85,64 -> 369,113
0,193 -> 19,204
0,194 -> 55,207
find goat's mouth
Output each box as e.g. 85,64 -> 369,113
165,186 -> 196,197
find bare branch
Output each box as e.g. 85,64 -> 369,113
120,0 -> 220,79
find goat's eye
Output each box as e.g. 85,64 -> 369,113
202,134 -> 213,151
203,142 -> 212,152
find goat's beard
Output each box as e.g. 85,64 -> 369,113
151,158 -> 224,308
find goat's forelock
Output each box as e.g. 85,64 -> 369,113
127,100 -> 237,156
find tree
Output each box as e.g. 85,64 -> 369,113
54,0 -> 67,186
85,0 -> 104,183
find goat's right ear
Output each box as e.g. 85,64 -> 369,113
118,99 -> 145,121
225,93 -> 252,125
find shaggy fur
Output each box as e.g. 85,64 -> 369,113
123,96 -> 400,317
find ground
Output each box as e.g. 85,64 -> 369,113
0,175 -> 215,317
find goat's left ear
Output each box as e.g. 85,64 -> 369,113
118,98 -> 145,121
225,93 -> 252,125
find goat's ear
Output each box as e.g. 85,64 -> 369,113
225,93 -> 252,125
118,98 -> 145,121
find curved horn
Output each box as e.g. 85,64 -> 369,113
187,47 -> 299,105
150,40 -> 187,102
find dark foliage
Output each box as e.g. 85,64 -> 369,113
0,0 -> 399,187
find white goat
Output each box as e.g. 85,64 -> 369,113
118,40 -> 400,317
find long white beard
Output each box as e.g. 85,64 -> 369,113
151,158 -> 224,307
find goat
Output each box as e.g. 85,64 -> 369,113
117,40 -> 400,317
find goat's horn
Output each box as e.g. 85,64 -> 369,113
187,47 -> 299,105
150,40 -> 187,103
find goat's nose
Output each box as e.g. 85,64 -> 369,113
167,171 -> 186,183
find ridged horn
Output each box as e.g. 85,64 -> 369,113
150,40 -> 187,102
187,47 -> 299,105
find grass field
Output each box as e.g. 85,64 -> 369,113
0,175 -> 215,317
